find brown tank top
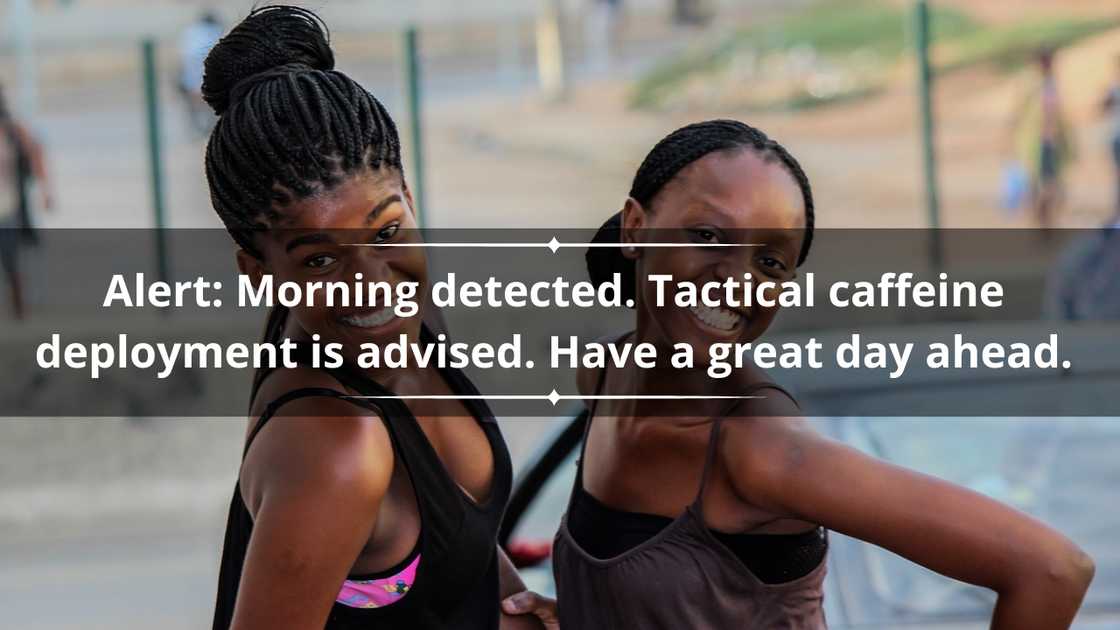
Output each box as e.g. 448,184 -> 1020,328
552,386 -> 828,630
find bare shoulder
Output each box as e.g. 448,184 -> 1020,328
241,370 -> 393,515
717,390 -> 820,506
738,376 -> 802,417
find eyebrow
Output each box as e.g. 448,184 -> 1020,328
285,232 -> 336,253
691,200 -> 740,223
762,228 -> 797,242
366,194 -> 402,225
693,200 -> 804,235
283,195 -> 403,252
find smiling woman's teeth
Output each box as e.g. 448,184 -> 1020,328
340,308 -> 396,329
689,304 -> 741,331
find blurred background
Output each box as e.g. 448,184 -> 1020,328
2,0 -> 1120,628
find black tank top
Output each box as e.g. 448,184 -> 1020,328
212,335 -> 513,629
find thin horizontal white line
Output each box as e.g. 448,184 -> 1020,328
343,243 -> 539,248
348,395 -> 766,399
346,393 -> 766,406
351,394 -> 546,400
582,243 -> 766,248
577,395 -> 766,400
340,242 -> 765,248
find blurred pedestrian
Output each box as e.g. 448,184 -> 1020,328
673,0 -> 711,26
1011,49 -> 1075,231
1100,54 -> 1120,213
0,84 -> 53,320
178,10 -> 223,138
1045,213 -> 1120,321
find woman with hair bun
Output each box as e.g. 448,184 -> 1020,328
205,7 -> 555,629
553,119 -> 1095,629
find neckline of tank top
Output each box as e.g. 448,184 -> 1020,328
559,494 -> 828,589
346,349 -> 505,512
573,484 -> 824,544
557,412 -> 746,571
321,340 -> 505,511
400,401 -> 504,513
558,375 -> 731,567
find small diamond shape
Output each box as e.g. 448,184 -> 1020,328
547,237 -> 561,253
547,389 -> 561,406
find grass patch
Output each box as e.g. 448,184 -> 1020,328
940,16 -> 1120,74
631,0 -> 976,109
779,84 -> 885,112
631,0 -> 1120,111
743,0 -> 976,58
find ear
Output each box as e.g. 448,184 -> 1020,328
236,249 -> 267,288
401,180 -> 418,219
620,198 -> 647,261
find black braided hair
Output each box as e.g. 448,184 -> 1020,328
202,5 -> 403,257
588,120 -> 815,298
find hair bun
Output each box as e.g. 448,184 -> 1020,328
202,5 -> 335,116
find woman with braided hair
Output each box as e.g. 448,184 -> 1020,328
206,7 -> 555,630
552,120 -> 1095,629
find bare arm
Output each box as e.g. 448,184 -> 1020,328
724,398 -> 1094,630
498,549 -> 554,630
498,547 -> 529,598
231,399 -> 393,630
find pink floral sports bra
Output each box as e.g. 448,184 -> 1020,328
336,552 -> 421,609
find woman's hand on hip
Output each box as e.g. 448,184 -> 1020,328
502,590 -> 559,630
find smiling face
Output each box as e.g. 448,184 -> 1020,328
238,167 -> 426,354
622,148 -> 806,364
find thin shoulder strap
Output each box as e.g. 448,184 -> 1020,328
692,417 -> 726,512
692,381 -> 797,514
585,330 -> 631,418
584,365 -> 609,419
565,357 -> 614,505
574,366 -> 608,478
578,328 -> 632,463
242,387 -> 383,460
